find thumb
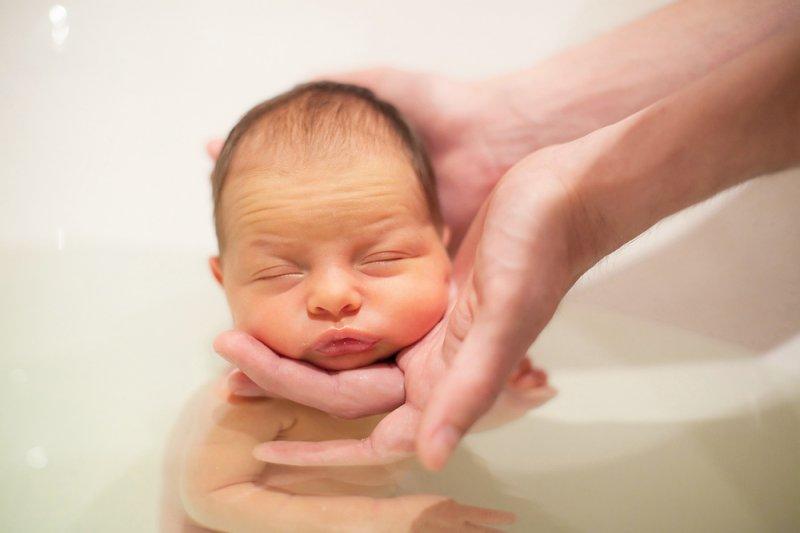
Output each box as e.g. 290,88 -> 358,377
254,404 -> 418,466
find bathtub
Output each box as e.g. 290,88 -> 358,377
2,1 -> 798,531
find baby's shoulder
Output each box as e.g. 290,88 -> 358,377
176,375 -> 301,444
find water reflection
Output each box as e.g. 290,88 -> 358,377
49,5 -> 69,51
160,355 -> 800,531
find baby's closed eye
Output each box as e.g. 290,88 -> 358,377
252,264 -> 303,281
361,251 -> 413,264
359,251 -> 418,276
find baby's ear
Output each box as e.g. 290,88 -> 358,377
209,256 -> 224,286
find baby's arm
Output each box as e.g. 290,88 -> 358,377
179,384 -> 511,532
180,390 -> 383,532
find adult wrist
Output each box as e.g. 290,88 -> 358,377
544,114 -> 669,272
472,73 -> 566,170
482,62 -> 633,155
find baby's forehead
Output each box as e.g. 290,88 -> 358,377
231,196 -> 433,262
221,155 -> 432,247
243,210 -> 428,255
228,138 -> 423,195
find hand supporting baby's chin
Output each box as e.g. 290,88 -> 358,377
216,330 -> 405,420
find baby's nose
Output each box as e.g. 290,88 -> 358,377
307,271 -> 362,319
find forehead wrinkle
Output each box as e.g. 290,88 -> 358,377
246,214 -> 416,254
229,176 -> 420,219
222,167 -> 429,244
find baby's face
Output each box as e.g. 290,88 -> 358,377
212,150 -> 451,371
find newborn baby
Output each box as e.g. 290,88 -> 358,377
163,82 -> 553,532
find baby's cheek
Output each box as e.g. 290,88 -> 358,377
381,275 -> 449,345
236,296 -> 305,358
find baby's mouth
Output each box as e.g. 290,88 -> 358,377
311,328 -> 380,357
315,338 -> 378,356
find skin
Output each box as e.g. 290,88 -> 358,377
170,139 -> 555,530
212,0 -> 800,470
211,149 -> 452,372
164,377 -> 517,532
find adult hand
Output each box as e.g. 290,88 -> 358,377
202,74 -> 605,471
215,332 -> 406,419
220,310 -> 554,467
221,148 -> 570,467
210,69 -> 530,250
415,25 -> 800,469
315,68 -> 536,250
210,5 -> 800,472
414,145 -> 597,469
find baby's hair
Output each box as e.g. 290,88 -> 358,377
210,81 -> 443,251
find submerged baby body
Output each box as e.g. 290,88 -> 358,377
163,358 -> 548,533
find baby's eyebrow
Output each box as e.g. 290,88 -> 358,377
247,235 -> 297,250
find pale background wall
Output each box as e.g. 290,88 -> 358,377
2,3 -> 799,530
0,0 -> 664,252
2,0 -> 798,350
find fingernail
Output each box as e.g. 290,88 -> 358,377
426,425 -> 461,471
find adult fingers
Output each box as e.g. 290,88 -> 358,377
214,330 -> 404,418
227,369 -> 270,397
419,251 -> 563,469
253,405 -> 418,466
424,500 -> 514,532
253,438 -> 410,466
417,314 -> 526,470
417,170 -> 572,469
206,138 -> 223,161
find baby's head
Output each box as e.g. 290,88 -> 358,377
209,82 -> 452,371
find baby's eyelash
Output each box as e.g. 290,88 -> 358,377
258,272 -> 302,280
252,266 -> 302,279
362,251 -> 410,263
366,257 -> 403,264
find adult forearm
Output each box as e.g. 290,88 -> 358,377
489,0 -> 799,151
574,27 -> 800,263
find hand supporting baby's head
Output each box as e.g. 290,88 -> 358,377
209,82 -> 452,371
